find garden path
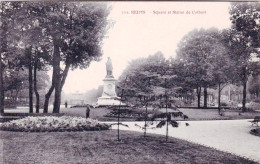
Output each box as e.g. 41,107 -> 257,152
112,119 -> 260,163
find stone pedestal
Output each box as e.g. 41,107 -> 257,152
101,75 -> 117,97
96,57 -> 125,107
96,75 -> 124,106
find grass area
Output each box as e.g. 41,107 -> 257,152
61,107 -> 111,120
178,108 -> 259,120
60,107 -> 136,121
61,106 -> 260,121
0,130 -> 256,164
4,106 -> 260,122
62,106 -> 178,121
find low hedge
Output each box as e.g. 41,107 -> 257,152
0,116 -> 110,132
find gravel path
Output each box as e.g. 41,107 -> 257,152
112,119 -> 260,163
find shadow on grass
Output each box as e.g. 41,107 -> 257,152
0,130 -> 257,164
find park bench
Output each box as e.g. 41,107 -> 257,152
249,116 -> 260,127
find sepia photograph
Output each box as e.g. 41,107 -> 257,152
0,1 -> 260,163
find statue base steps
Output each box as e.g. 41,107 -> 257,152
96,96 -> 125,107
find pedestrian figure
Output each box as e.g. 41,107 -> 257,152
65,101 -> 68,108
220,108 -> 225,116
86,105 -> 91,118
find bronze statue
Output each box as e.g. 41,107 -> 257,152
106,57 -> 113,76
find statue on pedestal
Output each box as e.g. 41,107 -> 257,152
106,57 -> 113,77
96,56 -> 125,107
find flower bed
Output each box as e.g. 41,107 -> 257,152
250,128 -> 260,137
0,116 -> 110,132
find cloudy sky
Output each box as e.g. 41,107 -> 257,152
63,2 -> 232,94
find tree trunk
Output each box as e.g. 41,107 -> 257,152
165,95 -> 168,142
0,53 -> 4,114
196,87 -> 201,108
27,47 -> 34,113
14,89 -> 20,106
34,58 -> 40,113
43,85 -> 54,113
43,62 -> 56,113
43,42 -> 69,114
218,83 -> 221,115
203,87 -> 207,109
52,40 -> 61,113
61,64 -> 70,90
0,16 -> 7,115
144,103 -> 148,138
242,67 -> 247,112
242,79 -> 247,112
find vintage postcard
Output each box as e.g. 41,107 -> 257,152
0,1 -> 259,163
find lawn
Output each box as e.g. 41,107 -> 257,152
60,106 -> 259,121
61,106 -> 182,121
61,107 -> 112,120
0,130 -> 256,164
4,106 -> 260,122
178,108 -> 259,120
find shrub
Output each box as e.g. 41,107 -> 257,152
170,99 -> 185,107
250,128 -> 260,137
252,97 -> 260,103
228,101 -> 239,107
246,102 -> 260,111
220,102 -> 228,107
220,100 -> 239,108
229,107 -> 241,110
0,116 -> 110,132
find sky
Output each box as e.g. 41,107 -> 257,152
62,2 -> 232,94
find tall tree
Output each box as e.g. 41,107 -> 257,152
230,2 -> 260,111
176,28 -> 220,108
33,48 -> 49,113
33,2 -> 111,113
118,52 -> 181,137
224,28 -> 258,112
210,29 -> 235,113
0,2 -> 21,113
118,52 -> 167,137
12,7 -> 49,113
0,2 -> 8,113
6,2 -> 111,113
